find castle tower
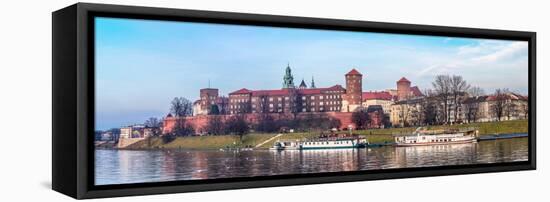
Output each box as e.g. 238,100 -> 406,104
310,76 -> 316,88
200,88 -> 219,114
282,63 -> 295,89
396,77 -> 411,101
342,68 -> 363,112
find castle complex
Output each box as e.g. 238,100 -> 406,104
192,64 -> 421,117
116,64 -> 529,138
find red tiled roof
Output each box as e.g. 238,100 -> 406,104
397,77 -> 410,83
326,84 -> 346,91
251,89 -> 290,96
362,91 -> 393,100
486,93 -> 528,101
346,68 -> 362,76
233,85 -> 346,97
410,86 -> 423,96
229,88 -> 252,95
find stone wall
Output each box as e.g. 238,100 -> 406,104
162,112 -> 355,134
117,137 -> 145,148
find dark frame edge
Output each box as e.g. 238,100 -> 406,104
528,32 -> 536,170
52,3 -> 78,199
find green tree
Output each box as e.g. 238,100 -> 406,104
209,105 -> 220,115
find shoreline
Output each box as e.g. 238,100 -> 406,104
101,120 -> 528,150
96,134 -> 528,151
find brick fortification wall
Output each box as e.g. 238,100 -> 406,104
163,112 -> 355,134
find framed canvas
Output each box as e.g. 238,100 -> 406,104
52,3 -> 536,199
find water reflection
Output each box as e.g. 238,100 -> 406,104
95,137 -> 528,185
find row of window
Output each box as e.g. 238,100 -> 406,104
228,105 -> 342,114
304,141 -> 351,145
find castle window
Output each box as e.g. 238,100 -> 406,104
320,96 -> 324,99
320,102 -> 324,106
311,108 -> 315,112
269,104 -> 273,108
302,96 -> 306,100
285,96 -> 289,100
278,97 -> 282,101
311,96 -> 315,100
302,109 -> 306,112
269,97 -> 273,101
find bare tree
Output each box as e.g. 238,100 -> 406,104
205,115 -> 225,135
504,101 -> 517,120
464,98 -> 480,123
468,86 -> 485,97
144,117 -> 161,128
397,104 -> 411,127
351,109 -> 370,129
449,75 -> 470,123
173,118 -> 194,136
237,101 -> 252,114
420,90 -> 437,125
432,75 -> 452,124
170,97 -> 193,117
286,88 -> 299,118
218,96 -> 229,115
225,114 -> 249,141
258,95 -> 269,113
491,88 -> 508,121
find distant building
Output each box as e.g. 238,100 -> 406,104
192,88 -> 229,116
464,93 -> 528,123
119,124 -> 158,139
390,97 -> 424,127
362,91 -> 394,114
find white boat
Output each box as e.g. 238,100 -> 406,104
394,127 -> 478,146
270,134 -> 368,150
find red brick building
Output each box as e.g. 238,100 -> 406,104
226,67 -> 361,115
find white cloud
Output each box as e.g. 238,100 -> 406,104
414,40 -> 528,93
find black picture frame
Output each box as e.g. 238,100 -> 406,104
52,2 -> 536,199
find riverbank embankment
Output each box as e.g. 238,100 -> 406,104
117,120 -> 528,150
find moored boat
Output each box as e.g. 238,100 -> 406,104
271,134 -> 368,150
394,127 -> 478,146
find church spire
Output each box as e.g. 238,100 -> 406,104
282,63 -> 295,88
310,76 -> 316,88
299,78 -> 307,89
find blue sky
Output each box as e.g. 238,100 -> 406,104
95,17 -> 528,130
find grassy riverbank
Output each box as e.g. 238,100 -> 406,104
124,120 -> 528,150
356,119 -> 529,144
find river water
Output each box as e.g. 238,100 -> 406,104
95,137 -> 528,185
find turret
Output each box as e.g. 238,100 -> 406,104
397,77 -> 411,101
342,68 -> 363,112
282,63 -> 295,88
